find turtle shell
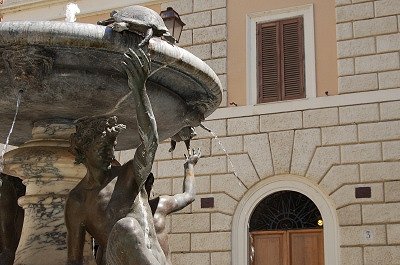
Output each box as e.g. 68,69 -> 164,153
112,5 -> 169,36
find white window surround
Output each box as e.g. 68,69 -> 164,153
0,0 -> 159,21
246,4 -> 316,105
231,175 -> 340,265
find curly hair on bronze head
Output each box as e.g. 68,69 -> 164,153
70,116 -> 126,165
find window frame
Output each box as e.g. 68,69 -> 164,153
247,4 -> 316,106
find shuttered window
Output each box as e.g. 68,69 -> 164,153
257,17 -> 305,103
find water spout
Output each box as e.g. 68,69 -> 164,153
0,90 -> 23,174
65,3 -> 80,22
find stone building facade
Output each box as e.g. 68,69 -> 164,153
1,0 -> 400,264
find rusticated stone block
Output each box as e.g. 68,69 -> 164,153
358,120 -> 400,142
212,8 -> 226,25
375,0 -> 400,17
303,108 -> 339,128
353,16 -> 398,38
228,153 -> 259,188
191,232 -> 231,251
319,164 -> 359,194
339,103 -> 379,124
244,133 -> 274,178
171,213 -> 210,233
384,181 -> 400,202
341,143 -> 382,163
211,252 -> 231,265
169,233 -> 190,252
338,58 -> 355,76
339,73 -> 378,93
211,135 -> 242,155
172,253 -> 210,265
193,25 -> 227,44
336,22 -> 353,40
377,33 -> 400,53
211,173 -> 247,201
211,213 -> 232,231
212,41 -> 227,58
336,2 -> 374,23
355,52 -> 400,74
340,247 -> 363,265
181,11 -> 211,30
306,146 -> 340,183
194,0 -> 226,12
361,161 -> 400,182
337,204 -> 362,225
364,246 -> 400,264
291,128 -> 321,176
270,130 -> 294,175
185,43 -> 212,60
362,202 -> 400,223
337,37 -> 375,58
227,116 -> 259,135
179,29 -> 193,47
161,0 -> 193,15
322,125 -> 357,145
387,224 -> 400,244
378,70 -> 400,89
380,101 -> 400,120
260,111 -> 302,132
205,58 -> 226,75
340,225 -> 386,246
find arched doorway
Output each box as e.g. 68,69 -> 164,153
231,175 -> 339,265
249,191 -> 324,265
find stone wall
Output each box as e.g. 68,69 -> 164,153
160,0 -> 228,107
336,0 -> 400,94
116,99 -> 400,265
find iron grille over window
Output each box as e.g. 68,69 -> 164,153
249,191 -> 322,231
257,17 -> 305,103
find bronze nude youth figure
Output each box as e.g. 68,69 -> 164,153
65,48 -> 165,265
146,148 -> 201,265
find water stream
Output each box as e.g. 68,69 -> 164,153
199,124 -> 239,179
0,90 -> 23,174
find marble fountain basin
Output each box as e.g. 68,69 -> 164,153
0,21 -> 222,150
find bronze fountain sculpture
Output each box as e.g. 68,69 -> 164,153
0,5 -> 221,265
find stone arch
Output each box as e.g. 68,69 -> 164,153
231,174 -> 339,265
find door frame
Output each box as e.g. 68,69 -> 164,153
232,175 -> 339,265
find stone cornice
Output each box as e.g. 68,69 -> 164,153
209,88 -> 400,120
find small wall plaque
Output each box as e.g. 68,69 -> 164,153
355,187 -> 371,198
201,197 -> 214,208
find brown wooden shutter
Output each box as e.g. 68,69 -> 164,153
257,17 -> 305,103
257,22 -> 280,103
281,17 -> 305,100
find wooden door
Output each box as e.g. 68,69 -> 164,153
251,229 -> 324,265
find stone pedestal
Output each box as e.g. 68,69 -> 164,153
2,120 -> 95,265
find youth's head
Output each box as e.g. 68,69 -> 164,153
70,116 -> 125,170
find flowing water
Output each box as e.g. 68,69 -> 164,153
199,124 -> 239,179
0,90 -> 23,174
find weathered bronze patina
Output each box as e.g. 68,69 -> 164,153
146,148 -> 201,265
0,174 -> 25,265
66,49 -> 165,265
